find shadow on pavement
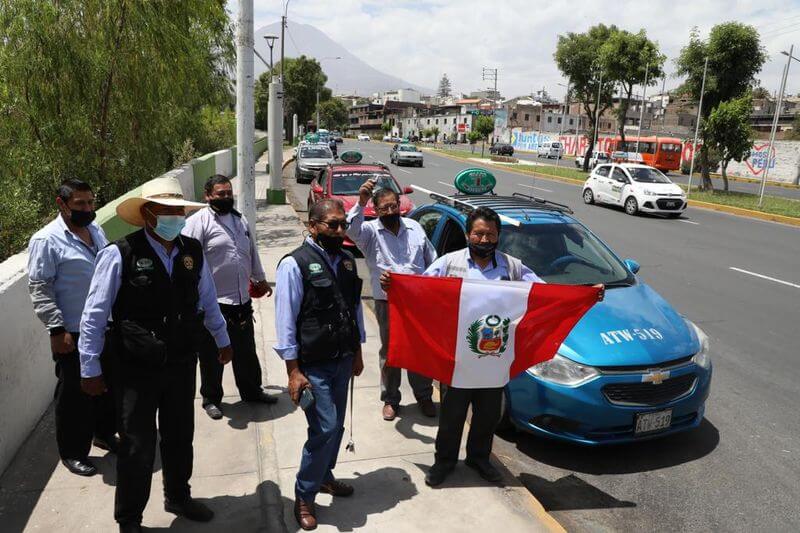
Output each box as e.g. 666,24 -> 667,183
520,473 -> 636,512
222,395 -> 297,431
504,417 -> 720,475
393,404 -> 439,445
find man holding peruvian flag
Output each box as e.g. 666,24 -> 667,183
381,206 -> 603,487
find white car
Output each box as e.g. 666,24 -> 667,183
582,163 -> 687,217
357,134 -> 371,141
537,141 -> 563,159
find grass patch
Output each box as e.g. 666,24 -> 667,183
684,187 -> 800,218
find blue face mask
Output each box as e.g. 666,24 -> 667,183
147,210 -> 186,241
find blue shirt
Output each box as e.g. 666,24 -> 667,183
424,248 -> 544,282
346,203 -> 437,300
27,216 -> 109,332
78,231 -> 231,378
273,237 -> 366,361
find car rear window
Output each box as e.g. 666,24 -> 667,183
331,171 -> 401,195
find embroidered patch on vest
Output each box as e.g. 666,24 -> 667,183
342,261 -> 354,272
182,255 -> 194,270
135,258 -> 154,271
309,263 -> 323,274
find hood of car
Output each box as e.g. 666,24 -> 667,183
558,282 -> 699,368
632,182 -> 683,195
298,158 -> 332,167
331,194 -> 415,217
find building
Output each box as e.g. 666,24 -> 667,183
378,88 -> 421,104
469,89 -> 503,101
347,102 -> 385,137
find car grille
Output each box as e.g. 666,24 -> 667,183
602,373 -> 697,406
656,198 -> 684,210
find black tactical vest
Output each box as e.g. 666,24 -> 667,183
287,241 -> 362,365
112,229 -> 205,368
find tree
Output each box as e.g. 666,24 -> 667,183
317,98 -> 349,131
381,122 -> 392,137
272,55 -> 331,135
0,0 -> 234,260
676,23 -> 766,190
473,115 -> 495,157
599,29 -> 665,146
430,126 -> 440,143
467,130 -> 482,153
752,86 -> 770,99
438,73 -> 452,98
704,94 -> 755,190
791,115 -> 800,140
554,24 -> 618,171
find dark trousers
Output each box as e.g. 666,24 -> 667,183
113,360 -> 196,526
53,331 -> 116,460
434,386 -> 503,468
198,301 -> 263,406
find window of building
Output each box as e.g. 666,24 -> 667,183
435,119 -> 439,125
512,112 -> 518,120
569,118 -> 574,125
547,116 -> 552,123
557,117 -> 562,124
463,117 -> 468,124
536,115 -> 540,122
524,113 -> 529,121
427,119 -> 430,125
444,118 -> 447,124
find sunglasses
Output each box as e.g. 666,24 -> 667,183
314,219 -> 350,231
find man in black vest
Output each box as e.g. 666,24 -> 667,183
274,198 -> 365,531
79,177 -> 233,533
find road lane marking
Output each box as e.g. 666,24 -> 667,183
395,167 -> 412,174
729,267 -> 800,289
518,183 -> 553,193
437,181 -> 456,188
679,220 -> 700,225
428,162 -> 440,167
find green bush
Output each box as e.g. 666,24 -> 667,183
680,149 -> 721,175
1,183 -> 43,261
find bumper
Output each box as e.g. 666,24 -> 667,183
638,196 -> 687,213
397,157 -> 423,165
296,167 -> 326,180
505,361 -> 712,445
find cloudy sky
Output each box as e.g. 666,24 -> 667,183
229,0 -> 800,99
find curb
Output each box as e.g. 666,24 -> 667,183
429,149 -> 800,227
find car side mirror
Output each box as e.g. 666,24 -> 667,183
312,185 -> 323,194
403,186 -> 414,194
624,259 -> 640,274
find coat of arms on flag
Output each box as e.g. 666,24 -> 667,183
467,315 -> 510,357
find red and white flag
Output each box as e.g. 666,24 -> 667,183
387,274 -> 599,388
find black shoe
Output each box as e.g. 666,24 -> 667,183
164,498 -> 214,522
94,435 -> 120,454
244,391 -> 278,404
424,464 -> 453,487
119,522 -> 142,533
61,458 -> 97,477
464,458 -> 503,482
204,403 -> 223,420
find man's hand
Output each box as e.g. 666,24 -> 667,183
379,271 -> 392,292
358,179 -> 376,206
592,284 -> 605,302
254,280 -> 273,298
81,375 -> 107,396
218,345 -> 234,365
288,367 -> 311,405
352,347 -> 364,377
51,331 -> 75,355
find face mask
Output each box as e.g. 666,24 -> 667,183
469,241 -> 497,259
315,233 -> 344,252
68,209 -> 96,228
209,197 -> 234,214
149,212 -> 186,241
379,213 -> 401,227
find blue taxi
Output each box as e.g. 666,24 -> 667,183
409,169 -> 712,445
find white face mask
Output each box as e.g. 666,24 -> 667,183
147,209 -> 186,241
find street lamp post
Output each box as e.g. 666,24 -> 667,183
235,0 -> 256,228
635,62 -> 650,154
686,56 -> 708,198
556,80 -> 570,168
263,34 -> 277,76
592,68 -> 604,156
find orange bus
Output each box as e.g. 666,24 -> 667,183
609,136 -> 683,172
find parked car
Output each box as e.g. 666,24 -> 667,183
308,161 -> 415,249
489,143 -> 515,156
390,143 -> 424,167
410,183 -> 711,445
330,131 -> 344,143
582,163 -> 687,217
537,141 -> 564,159
357,134 -> 371,141
382,135 -> 392,142
575,150 -> 610,169
294,144 -> 334,184
443,138 -> 459,145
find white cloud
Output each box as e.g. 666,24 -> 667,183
230,0 -> 800,98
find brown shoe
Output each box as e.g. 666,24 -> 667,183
320,479 -> 354,497
382,403 -> 397,421
418,398 -> 437,417
294,499 -> 317,531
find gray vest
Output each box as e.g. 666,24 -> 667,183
442,248 -> 524,280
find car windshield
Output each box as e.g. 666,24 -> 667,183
300,147 -> 332,158
627,167 -> 671,183
398,145 -> 419,152
331,171 -> 401,195
498,223 -> 633,285
551,142 -> 561,148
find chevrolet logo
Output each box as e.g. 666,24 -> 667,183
642,370 -> 670,385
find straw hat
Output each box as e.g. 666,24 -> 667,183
117,177 -> 206,226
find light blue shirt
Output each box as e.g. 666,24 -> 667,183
27,216 -> 108,332
346,203 -> 437,300
424,249 -> 544,282
78,230 -> 231,378
273,237 -> 366,361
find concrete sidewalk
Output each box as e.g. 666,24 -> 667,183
0,150 -> 562,532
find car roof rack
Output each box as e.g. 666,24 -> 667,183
509,193 -> 573,213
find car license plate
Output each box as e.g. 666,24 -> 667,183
634,409 -> 672,435
665,201 -> 676,207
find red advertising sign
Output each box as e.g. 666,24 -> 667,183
458,123 -> 467,133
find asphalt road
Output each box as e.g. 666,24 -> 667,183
284,140 -> 800,532
438,141 -> 800,201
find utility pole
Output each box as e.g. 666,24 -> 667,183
660,76 -> 667,133
593,68 -> 603,154
760,44 -> 795,202
687,56 -> 709,198
635,62 -> 650,154
236,0 -> 256,229
482,67 -> 498,98
316,90 -> 320,129
556,80 -> 570,168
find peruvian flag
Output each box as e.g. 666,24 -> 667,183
387,274 -> 600,388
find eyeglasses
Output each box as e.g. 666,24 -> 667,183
375,203 -> 399,214
314,219 -> 350,231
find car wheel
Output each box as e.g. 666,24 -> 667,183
418,161 -> 423,167
625,196 -> 639,216
583,188 -> 595,204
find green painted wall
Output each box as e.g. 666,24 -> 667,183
191,154 -> 216,201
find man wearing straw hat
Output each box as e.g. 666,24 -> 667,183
79,177 -> 233,533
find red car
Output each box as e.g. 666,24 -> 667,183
307,162 -> 415,249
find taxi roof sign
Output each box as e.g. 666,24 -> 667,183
454,168 -> 496,195
339,150 -> 363,164
305,133 -> 320,143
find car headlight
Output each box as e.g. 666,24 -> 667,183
643,189 -> 657,196
688,321 -> 711,369
298,165 -> 309,171
526,354 -> 599,386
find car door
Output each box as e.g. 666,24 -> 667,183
591,165 -> 613,203
609,167 -> 630,205
437,216 -> 467,256
412,209 -> 445,244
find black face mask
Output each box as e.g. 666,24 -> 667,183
69,209 -> 96,228
469,241 -> 497,259
209,197 -> 235,214
316,233 -> 344,253
379,213 -> 401,227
